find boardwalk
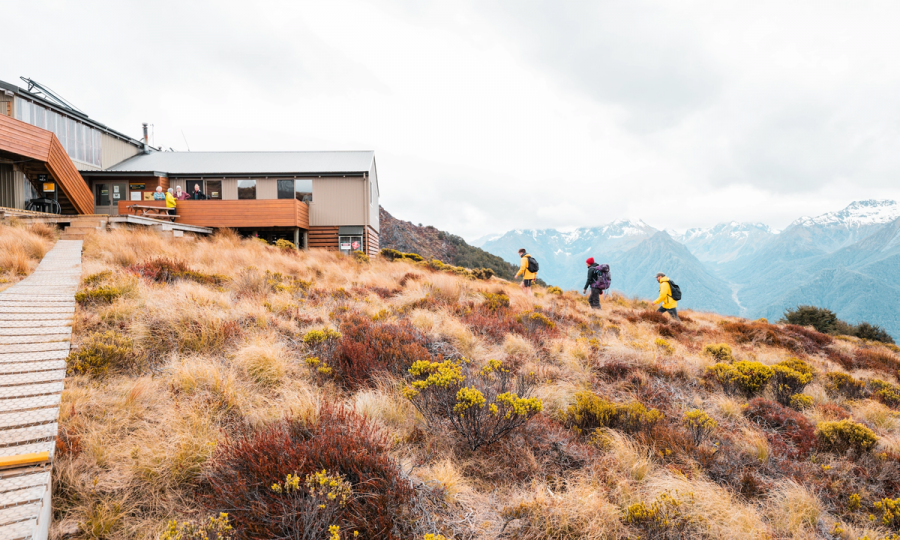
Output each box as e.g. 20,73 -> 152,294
0,240 -> 82,540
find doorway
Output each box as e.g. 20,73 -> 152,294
94,181 -> 127,215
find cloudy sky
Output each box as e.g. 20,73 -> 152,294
6,1 -> 900,239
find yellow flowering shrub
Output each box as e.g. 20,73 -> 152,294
706,361 -> 773,397
624,491 -> 703,538
67,330 -> 144,378
563,391 -> 661,435
870,379 -> 900,408
815,419 -> 878,454
655,338 -> 675,356
546,286 -> 563,295
702,343 -> 734,362
874,497 -> 900,530
403,358 -> 542,450
789,393 -> 814,410
269,470 -> 354,539
481,292 -> 510,311
302,328 -> 342,346
771,358 -> 814,405
161,513 -> 234,540
824,372 -> 867,399
684,409 -> 717,445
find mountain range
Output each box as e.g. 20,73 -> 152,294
476,200 -> 900,339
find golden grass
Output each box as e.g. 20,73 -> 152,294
0,220 -> 54,279
51,227 -> 900,539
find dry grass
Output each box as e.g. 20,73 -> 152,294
44,226 -> 900,539
0,219 -> 55,283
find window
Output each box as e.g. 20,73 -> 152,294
185,180 -> 203,197
237,179 -> 256,200
206,180 -> 222,200
277,179 -> 294,200
95,184 -> 110,206
295,179 -> 313,202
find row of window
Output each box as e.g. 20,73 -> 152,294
236,179 -> 313,201
15,97 -> 103,167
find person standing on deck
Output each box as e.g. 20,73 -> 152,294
165,188 -> 177,217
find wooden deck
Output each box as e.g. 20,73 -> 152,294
0,240 -> 82,540
117,199 -> 310,229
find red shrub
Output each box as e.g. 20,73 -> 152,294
202,404 -> 413,539
854,347 -> 900,374
335,313 -> 432,390
744,398 -> 816,458
826,347 -> 855,370
816,403 -> 851,421
722,321 -> 831,355
128,257 -> 224,285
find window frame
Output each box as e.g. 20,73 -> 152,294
237,179 -> 257,200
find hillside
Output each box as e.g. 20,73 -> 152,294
31,225 -> 900,539
379,207 -> 519,280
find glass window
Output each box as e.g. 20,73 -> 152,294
237,179 -> 256,200
95,184 -> 109,206
67,118 -> 76,155
34,105 -> 45,129
206,180 -> 222,200
277,179 -> 294,199
295,179 -> 313,202
93,129 -> 102,166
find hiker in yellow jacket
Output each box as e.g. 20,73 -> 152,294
652,272 -> 679,321
514,248 -> 537,296
165,188 -> 177,218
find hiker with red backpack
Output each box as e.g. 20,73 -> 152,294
582,258 -> 610,310
515,248 -> 539,296
653,272 -> 681,321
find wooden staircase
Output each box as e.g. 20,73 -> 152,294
58,217 -> 107,240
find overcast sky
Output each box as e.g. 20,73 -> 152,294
6,1 -> 900,239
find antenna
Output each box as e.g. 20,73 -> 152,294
19,77 -> 84,114
181,130 -> 191,151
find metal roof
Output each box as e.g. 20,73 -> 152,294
105,151 -> 375,175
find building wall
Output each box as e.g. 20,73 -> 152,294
257,179 -> 278,200
100,133 -> 141,169
0,94 -> 12,117
222,179 -> 237,200
367,162 -> 380,233
310,176 -> 367,227
0,164 -> 22,208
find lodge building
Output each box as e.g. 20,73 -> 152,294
0,77 -> 380,254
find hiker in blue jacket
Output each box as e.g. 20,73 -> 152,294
582,257 -> 603,310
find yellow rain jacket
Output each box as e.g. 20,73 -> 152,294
655,277 -> 677,309
515,254 -> 537,280
165,192 -> 177,209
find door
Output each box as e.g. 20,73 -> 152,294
94,181 -> 127,215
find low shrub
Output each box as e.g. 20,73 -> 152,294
332,313 -> 433,390
481,292 -> 510,312
854,348 -> 900,374
82,270 -> 112,286
655,338 -> 675,356
274,238 -> 295,251
815,419 -> 878,454
402,359 -> 542,451
703,343 -> 734,362
873,497 -> 900,530
744,398 -> 816,458
471,268 -> 494,280
706,361 -> 773,397
824,372 -> 867,399
203,404 -> 413,539
869,379 -> 900,408
67,331 -> 143,377
129,258 -> 225,286
562,391 -> 662,436
75,285 -> 128,305
267,470 -> 354,539
517,311 -> 556,332
624,491 -> 702,539
353,250 -> 370,264
161,513 -> 234,540
684,409 -> 717,446
771,358 -> 814,406
782,305 -> 840,334
789,393 -> 814,410
546,286 -> 563,295
854,322 -> 895,345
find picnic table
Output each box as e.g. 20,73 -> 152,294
126,204 -> 179,221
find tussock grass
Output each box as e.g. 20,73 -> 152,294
50,226 -> 900,539
0,220 -> 54,281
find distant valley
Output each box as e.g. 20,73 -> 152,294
475,200 -> 900,340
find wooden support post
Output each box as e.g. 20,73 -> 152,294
294,227 -> 300,250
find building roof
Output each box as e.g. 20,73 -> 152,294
105,151 -> 376,176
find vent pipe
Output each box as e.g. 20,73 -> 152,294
142,123 -> 150,153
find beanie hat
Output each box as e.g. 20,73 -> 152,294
586,257 -> 595,265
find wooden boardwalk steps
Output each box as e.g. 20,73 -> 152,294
0,240 -> 82,540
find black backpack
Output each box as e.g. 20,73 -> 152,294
667,280 -> 682,301
527,256 -> 539,273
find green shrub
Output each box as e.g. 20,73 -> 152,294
706,361 -> 773,397
353,250 -> 370,264
161,513 -> 234,540
481,292 -> 510,312
563,391 -> 662,435
815,419 -> 878,454
67,331 -> 142,377
402,359 -> 542,450
782,305 -> 840,334
274,239 -> 296,251
771,358 -> 814,406
82,270 -> 112,286
824,372 -> 867,399
75,285 -> 127,305
684,409 -> 717,446
854,322 -> 895,345
869,379 -> 900,408
471,268 -> 494,280
703,343 -> 734,363
789,393 -> 814,410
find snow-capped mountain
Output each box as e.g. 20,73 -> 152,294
786,199 -> 900,253
677,222 -> 778,263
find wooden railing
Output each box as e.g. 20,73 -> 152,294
117,199 -> 310,229
0,114 -> 93,214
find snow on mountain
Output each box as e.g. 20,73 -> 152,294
679,222 -> 778,263
793,199 -> 900,228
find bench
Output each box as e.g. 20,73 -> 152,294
126,205 -> 179,221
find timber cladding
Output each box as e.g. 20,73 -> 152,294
0,113 -> 93,214
116,199 -> 310,228
308,226 -> 339,250
366,226 -> 379,257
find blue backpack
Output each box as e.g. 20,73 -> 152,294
591,264 -> 611,290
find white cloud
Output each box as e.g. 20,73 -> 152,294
5,0 -> 900,239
